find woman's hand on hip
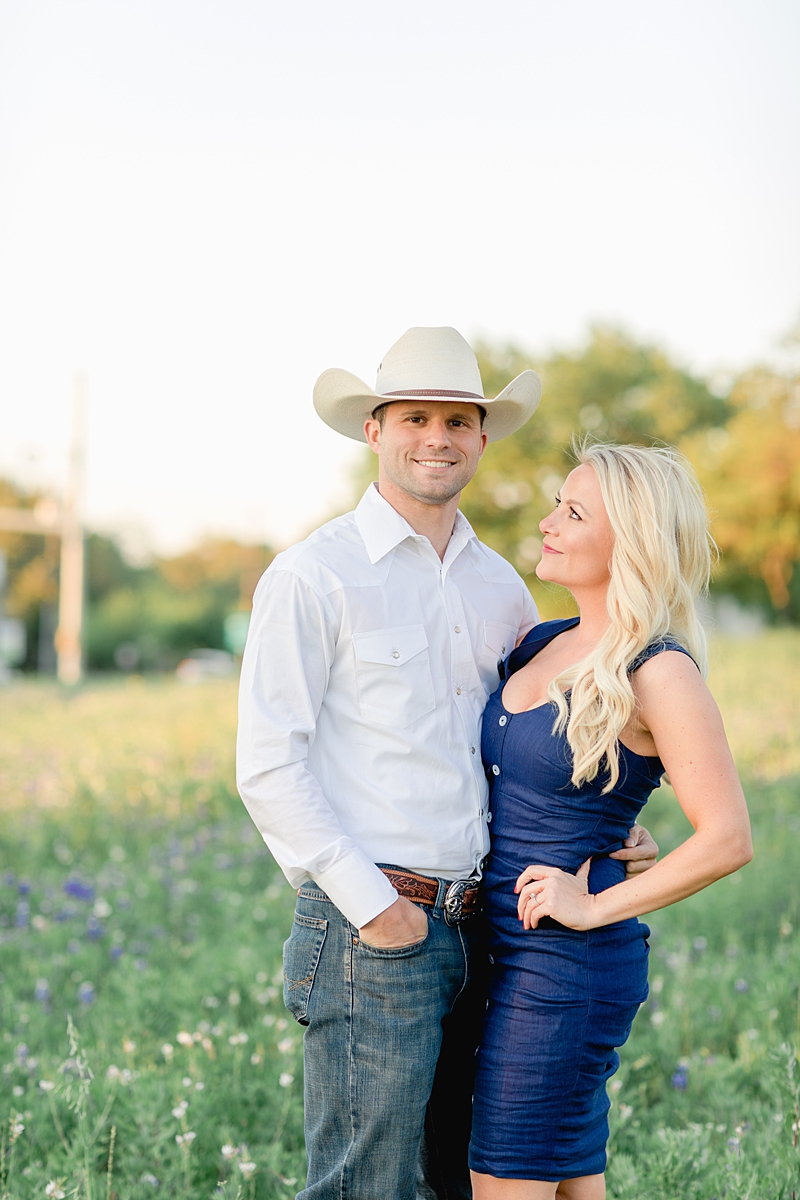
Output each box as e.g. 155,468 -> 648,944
514,860 -> 598,931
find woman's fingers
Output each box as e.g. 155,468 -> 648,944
516,881 -> 547,921
515,864 -> 561,893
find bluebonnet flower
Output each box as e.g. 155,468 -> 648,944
86,916 -> 106,941
15,901 -> 30,927
18,880 -> 31,895
78,981 -> 95,1005
734,979 -> 749,993
110,945 -> 124,960
67,939 -> 82,955
671,1065 -> 689,1091
134,958 -> 148,970
63,879 -> 95,902
34,979 -> 50,1001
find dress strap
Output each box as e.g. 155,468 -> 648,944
627,637 -> 698,674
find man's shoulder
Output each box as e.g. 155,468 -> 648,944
267,510 -> 369,594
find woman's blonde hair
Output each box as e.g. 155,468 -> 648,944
548,440 -> 714,791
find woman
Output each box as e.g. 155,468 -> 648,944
468,442 -> 752,1200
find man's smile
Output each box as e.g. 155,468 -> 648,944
414,459 -> 458,469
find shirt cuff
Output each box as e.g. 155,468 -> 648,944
313,849 -> 399,928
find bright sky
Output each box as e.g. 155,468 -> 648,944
1,0 -> 798,554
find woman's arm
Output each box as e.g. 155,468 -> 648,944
516,650 -> 753,930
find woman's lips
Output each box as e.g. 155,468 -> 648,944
542,543 -> 562,555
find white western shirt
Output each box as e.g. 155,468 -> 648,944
236,483 -> 538,928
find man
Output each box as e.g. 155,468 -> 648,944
237,327 -> 657,1200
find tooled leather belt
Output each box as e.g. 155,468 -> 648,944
379,867 -> 481,926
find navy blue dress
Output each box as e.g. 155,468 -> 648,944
468,618 -> 695,1181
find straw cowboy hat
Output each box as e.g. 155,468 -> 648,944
313,326 -> 541,443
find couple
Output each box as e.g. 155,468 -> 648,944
236,327 -> 752,1200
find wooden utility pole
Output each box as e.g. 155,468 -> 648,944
55,372 -> 87,684
0,371 -> 87,683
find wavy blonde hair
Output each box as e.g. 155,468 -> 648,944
548,441 -> 714,791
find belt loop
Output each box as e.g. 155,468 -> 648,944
433,876 -> 448,916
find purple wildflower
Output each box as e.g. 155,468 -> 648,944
86,917 -> 105,941
63,879 -> 95,902
110,945 -> 124,960
15,901 -> 30,927
671,1066 -> 689,1091
18,880 -> 31,895
78,981 -> 95,1005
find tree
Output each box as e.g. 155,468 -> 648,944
683,366 -> 800,618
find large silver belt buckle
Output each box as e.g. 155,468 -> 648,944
443,879 -> 471,927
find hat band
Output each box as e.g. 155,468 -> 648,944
381,388 -> 485,399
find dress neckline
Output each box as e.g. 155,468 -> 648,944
500,618 -> 580,714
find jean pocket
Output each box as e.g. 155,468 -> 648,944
356,919 -> 431,958
283,913 -> 328,1025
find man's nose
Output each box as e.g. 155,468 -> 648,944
426,420 -> 451,446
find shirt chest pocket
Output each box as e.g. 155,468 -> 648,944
352,625 -> 436,728
478,620 -> 517,696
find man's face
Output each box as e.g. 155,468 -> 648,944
364,401 -> 488,506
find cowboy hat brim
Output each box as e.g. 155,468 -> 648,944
313,368 -> 541,443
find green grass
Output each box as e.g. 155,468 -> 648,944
1,634 -> 800,1198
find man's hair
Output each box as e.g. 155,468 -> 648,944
371,401 -> 487,428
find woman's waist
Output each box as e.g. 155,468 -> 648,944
485,846 -> 627,894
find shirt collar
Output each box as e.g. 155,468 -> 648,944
354,483 -> 477,566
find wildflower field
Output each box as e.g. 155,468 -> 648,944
1,632 -> 800,1199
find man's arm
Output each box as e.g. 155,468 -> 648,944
236,567 -> 399,929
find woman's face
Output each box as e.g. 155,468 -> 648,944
536,463 -> 615,592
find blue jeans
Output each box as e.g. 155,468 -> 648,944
283,878 -> 487,1200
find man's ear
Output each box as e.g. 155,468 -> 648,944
363,418 -> 382,455
477,430 -> 488,458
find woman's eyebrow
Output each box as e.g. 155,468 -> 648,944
561,497 -> 591,514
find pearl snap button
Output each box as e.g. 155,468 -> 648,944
492,764 -> 500,776
456,687 -> 462,695
391,651 -> 400,659
499,715 -> 507,726
454,625 -> 461,633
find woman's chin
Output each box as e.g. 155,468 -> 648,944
535,560 -> 560,584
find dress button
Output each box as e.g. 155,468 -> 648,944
491,764 -> 500,776
391,651 -> 400,659
454,625 -> 461,633
498,715 -> 507,726
456,687 -> 462,695
470,746 -> 476,755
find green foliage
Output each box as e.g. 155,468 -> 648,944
1,636 -> 800,1196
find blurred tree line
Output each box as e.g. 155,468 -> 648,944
0,479 -> 272,672
354,325 -> 800,622
3,324 -> 799,671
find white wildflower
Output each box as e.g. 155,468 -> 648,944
176,1031 -> 193,1047
39,1080 -> 55,1092
279,1072 -> 294,1088
238,1161 -> 256,1177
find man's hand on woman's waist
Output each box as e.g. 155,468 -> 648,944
610,823 -> 659,875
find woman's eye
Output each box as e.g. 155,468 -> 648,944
569,508 -> 581,520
